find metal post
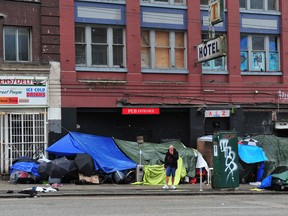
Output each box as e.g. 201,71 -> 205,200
199,167 -> 203,192
208,0 -> 215,39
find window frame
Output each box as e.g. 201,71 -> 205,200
201,32 -> 227,74
240,34 -> 280,74
77,0 -> 126,3
141,29 -> 187,73
75,25 -> 126,69
141,0 -> 186,5
3,26 -> 32,62
240,0 -> 279,12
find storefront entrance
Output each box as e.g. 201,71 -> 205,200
0,111 -> 47,174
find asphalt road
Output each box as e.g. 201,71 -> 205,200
0,194 -> 288,216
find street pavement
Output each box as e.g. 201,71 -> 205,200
0,179 -> 287,198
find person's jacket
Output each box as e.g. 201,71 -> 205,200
164,149 -> 179,169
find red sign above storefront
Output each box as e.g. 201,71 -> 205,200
122,108 -> 160,115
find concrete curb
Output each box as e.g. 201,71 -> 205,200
0,185 -> 287,198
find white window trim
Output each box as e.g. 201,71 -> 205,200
141,0 -> 186,5
76,25 -> 126,69
241,34 -> 280,74
77,0 -> 126,4
142,30 -> 187,73
3,27 -> 32,62
201,32 -> 227,74
240,0 -> 279,12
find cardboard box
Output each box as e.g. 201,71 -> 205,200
197,138 -> 213,168
79,173 -> 99,184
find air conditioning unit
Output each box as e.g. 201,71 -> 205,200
136,165 -> 144,182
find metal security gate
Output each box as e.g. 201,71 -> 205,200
0,111 -> 48,174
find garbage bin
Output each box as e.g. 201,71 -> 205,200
212,131 -> 239,189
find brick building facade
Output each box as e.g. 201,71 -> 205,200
0,0 -> 61,173
57,0 -> 288,148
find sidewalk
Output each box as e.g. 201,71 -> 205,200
0,180 -> 287,198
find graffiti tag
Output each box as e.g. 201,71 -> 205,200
219,138 -> 238,182
278,91 -> 288,100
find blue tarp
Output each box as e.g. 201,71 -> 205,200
10,162 -> 39,176
46,132 -> 137,173
238,144 -> 268,164
46,133 -> 85,156
259,175 -> 272,189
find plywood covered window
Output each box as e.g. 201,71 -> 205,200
141,31 -> 151,68
155,31 -> 170,69
141,29 -> 186,70
175,32 -> 185,68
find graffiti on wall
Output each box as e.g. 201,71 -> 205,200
278,91 -> 288,101
219,138 -> 238,182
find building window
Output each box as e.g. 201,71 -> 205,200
240,0 -> 278,11
200,0 -> 209,5
240,35 -> 279,72
141,0 -> 186,5
3,27 -> 31,62
75,25 -> 125,68
77,0 -> 125,2
201,33 -> 226,72
141,29 -> 186,70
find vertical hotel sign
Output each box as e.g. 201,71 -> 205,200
0,76 -> 48,107
210,0 -> 224,26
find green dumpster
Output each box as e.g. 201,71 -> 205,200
212,131 -> 239,189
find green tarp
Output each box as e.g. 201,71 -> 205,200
272,171 -> 288,185
252,135 -> 288,179
141,157 -> 187,185
113,138 -> 197,178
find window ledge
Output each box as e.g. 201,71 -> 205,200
140,3 -> 187,9
241,71 -> 282,76
77,0 -> 126,5
78,79 -> 127,84
202,70 -> 228,75
141,68 -> 188,74
240,9 -> 281,16
76,66 -> 128,73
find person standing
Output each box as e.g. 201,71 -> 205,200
162,145 -> 179,189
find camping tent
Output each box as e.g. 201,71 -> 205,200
113,138 -> 197,178
252,135 -> 288,179
46,132 -> 137,173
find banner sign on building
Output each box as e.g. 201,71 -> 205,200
205,110 -> 230,118
122,108 -> 160,115
0,77 -> 48,107
197,36 -> 226,63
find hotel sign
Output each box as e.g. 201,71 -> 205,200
210,0 -> 224,25
197,36 -> 226,63
0,77 -> 48,107
122,108 -> 160,115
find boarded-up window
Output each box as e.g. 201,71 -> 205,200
141,29 -> 186,70
175,32 -> 185,68
141,30 -> 150,68
155,31 -> 170,68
